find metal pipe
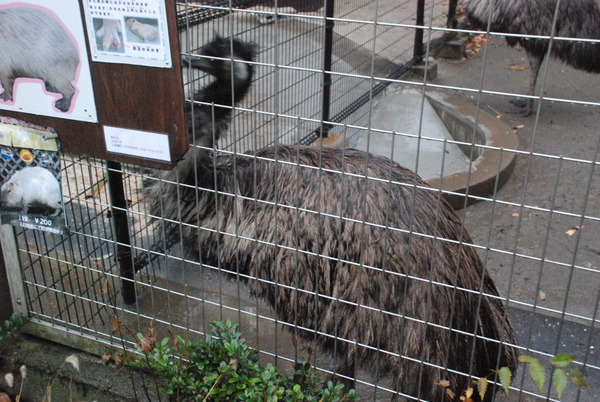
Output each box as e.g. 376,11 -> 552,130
319,0 -> 336,138
106,161 -> 136,305
413,0 -> 425,60
447,0 -> 458,29
299,59 -> 417,145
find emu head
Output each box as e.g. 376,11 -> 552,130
183,36 -> 257,85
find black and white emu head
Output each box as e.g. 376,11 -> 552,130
184,36 -> 257,104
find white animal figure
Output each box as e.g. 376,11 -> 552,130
0,166 -> 62,216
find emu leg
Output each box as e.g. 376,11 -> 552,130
508,53 -> 543,116
328,359 -> 355,393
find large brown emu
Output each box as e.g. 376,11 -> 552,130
465,0 -> 600,116
145,37 -> 518,400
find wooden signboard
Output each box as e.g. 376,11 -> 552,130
0,0 -> 187,168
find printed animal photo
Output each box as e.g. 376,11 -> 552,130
0,117 -> 66,234
0,166 -> 62,217
125,17 -> 160,43
94,18 -> 125,53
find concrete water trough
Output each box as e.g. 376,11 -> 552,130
348,87 -> 519,209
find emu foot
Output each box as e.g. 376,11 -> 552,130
509,98 -> 528,108
506,98 -> 532,117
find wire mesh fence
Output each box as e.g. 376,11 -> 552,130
3,0 -> 600,400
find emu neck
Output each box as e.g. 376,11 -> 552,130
188,67 -> 253,148
193,72 -> 252,115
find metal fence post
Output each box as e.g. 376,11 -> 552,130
319,0 -> 336,138
106,161 -> 136,305
0,241 -> 13,321
413,0 -> 425,60
0,225 -> 27,320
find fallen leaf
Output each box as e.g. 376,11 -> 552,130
512,212 -> 520,218
512,124 -> 524,130
462,387 -> 474,401
507,65 -> 528,71
3,373 -> 14,388
139,328 -> 156,354
85,174 -> 107,199
566,226 -> 582,236
539,291 -> 546,300
466,34 -> 488,55
436,380 -> 451,388
101,354 -> 111,364
112,316 -> 125,336
65,355 -> 80,371
0,393 -> 11,402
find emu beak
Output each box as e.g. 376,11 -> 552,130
182,55 -> 215,74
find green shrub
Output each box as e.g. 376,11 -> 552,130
0,313 -> 28,341
131,320 -> 359,401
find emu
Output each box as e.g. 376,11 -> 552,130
144,36 -> 518,400
466,0 -> 600,116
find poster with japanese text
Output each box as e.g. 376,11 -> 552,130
0,1 -> 98,122
83,0 -> 172,68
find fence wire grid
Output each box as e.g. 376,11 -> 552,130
4,0 -> 600,401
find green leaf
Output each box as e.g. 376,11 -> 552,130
518,355 -> 539,364
552,368 -> 568,399
529,360 -> 546,392
477,377 -> 489,401
569,369 -> 589,390
497,366 -> 512,395
550,354 -> 577,368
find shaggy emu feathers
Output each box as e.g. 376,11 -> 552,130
145,37 -> 518,400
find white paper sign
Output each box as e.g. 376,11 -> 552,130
0,1 -> 98,122
82,0 -> 172,68
104,126 -> 171,162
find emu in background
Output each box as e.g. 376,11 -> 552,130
466,0 -> 600,116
